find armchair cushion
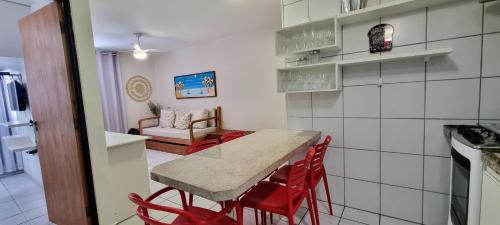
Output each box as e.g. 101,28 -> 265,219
207,108 -> 217,127
174,111 -> 192,129
159,110 -> 176,128
142,126 -> 216,139
191,108 -> 209,129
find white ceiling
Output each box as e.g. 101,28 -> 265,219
89,0 -> 281,52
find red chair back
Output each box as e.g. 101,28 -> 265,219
128,188 -> 202,225
308,143 -> 328,182
186,139 -> 220,154
220,131 -> 245,143
286,147 -> 315,206
322,135 -> 332,146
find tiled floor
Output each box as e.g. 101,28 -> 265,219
0,173 -> 52,225
1,150 -> 422,225
122,150 -> 422,225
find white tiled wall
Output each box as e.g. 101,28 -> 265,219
286,0 -> 500,224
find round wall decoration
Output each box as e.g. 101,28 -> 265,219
126,75 -> 152,102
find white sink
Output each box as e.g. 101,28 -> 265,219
2,135 -> 36,152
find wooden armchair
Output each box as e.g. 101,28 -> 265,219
138,106 -> 222,155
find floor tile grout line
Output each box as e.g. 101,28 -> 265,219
0,176 -> 29,223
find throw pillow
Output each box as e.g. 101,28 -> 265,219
191,109 -> 209,129
174,111 -> 192,130
207,108 -> 216,127
159,110 -> 175,128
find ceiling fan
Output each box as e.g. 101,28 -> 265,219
124,33 -> 160,59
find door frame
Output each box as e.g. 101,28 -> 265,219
55,0 -> 98,223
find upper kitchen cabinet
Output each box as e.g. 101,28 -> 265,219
309,0 -> 341,21
283,0 -> 309,28
282,0 -> 339,28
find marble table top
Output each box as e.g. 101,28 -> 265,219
151,129 -> 321,201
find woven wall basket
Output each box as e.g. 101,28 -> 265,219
126,75 -> 152,102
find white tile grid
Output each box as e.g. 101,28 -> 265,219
285,1 -> 500,224
0,173 -> 52,225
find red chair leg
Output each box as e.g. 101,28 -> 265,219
305,191 -> 316,225
287,213 -> 294,225
310,188 -> 320,225
322,173 -> 334,215
236,204 -> 244,225
254,209 -> 259,225
189,193 -> 194,206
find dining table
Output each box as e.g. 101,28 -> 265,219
150,129 -> 321,202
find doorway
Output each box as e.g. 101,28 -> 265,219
1,0 -> 98,224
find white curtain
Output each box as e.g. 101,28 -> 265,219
96,52 -> 128,133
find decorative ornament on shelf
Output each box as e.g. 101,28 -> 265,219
368,24 -> 394,53
126,75 -> 152,102
341,0 -> 368,13
147,101 -> 162,117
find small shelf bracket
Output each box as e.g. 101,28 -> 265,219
423,56 -> 431,63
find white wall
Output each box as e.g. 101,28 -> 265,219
68,0 -> 113,224
119,53 -> 156,130
0,1 -> 30,58
152,25 -> 287,131
285,1 -> 500,224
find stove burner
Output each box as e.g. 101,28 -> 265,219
457,126 -> 485,145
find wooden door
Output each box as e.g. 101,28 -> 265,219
19,2 -> 92,225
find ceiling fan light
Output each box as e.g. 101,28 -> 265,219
133,50 -> 148,59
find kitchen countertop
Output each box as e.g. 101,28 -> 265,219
105,131 -> 149,149
482,152 -> 500,176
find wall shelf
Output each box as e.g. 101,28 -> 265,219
276,48 -> 452,93
339,48 -> 453,66
276,17 -> 341,56
337,0 -> 462,25
279,48 -> 452,70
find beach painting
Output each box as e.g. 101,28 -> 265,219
174,71 -> 217,99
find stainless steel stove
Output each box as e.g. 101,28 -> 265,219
444,123 -> 500,225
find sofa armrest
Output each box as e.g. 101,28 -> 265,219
188,116 -> 220,141
138,116 -> 160,134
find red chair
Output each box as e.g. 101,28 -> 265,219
239,147 -> 316,225
186,139 -> 220,155
322,135 -> 332,147
128,186 -> 242,225
220,131 -> 245,143
269,136 -> 333,225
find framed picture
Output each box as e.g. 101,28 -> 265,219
174,71 -> 217,99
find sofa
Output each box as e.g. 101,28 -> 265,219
139,106 -> 221,155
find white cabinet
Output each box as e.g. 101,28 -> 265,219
283,0 -> 309,28
277,62 -> 341,93
480,168 -> 500,225
309,0 -> 340,21
282,0 -> 339,28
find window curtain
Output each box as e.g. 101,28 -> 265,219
96,52 -> 128,133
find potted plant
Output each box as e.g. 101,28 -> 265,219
147,101 -> 162,117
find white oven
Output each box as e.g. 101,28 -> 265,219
446,124 -> 500,225
448,136 -> 483,225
